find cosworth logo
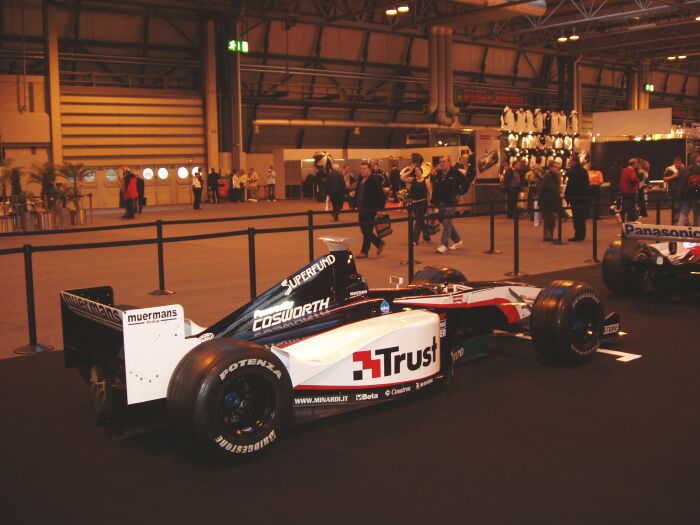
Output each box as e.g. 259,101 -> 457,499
281,254 -> 335,296
352,337 -> 437,381
252,297 -> 330,331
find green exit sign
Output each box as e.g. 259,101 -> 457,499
228,40 -> 249,53
644,83 -> 654,93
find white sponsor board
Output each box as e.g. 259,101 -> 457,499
622,222 -> 700,243
123,305 -> 201,404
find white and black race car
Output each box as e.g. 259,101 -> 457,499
603,222 -> 700,295
61,237 -> 620,457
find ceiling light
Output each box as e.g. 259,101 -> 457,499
557,33 -> 568,43
385,8 -> 398,15
397,5 -> 410,13
696,15 -> 700,21
668,56 -> 677,60
569,28 -> 580,41
678,55 -> 687,59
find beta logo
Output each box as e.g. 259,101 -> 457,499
352,337 -> 437,381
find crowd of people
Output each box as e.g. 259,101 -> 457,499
498,151 -> 700,242
197,166 -> 278,208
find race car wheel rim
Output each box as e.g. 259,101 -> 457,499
570,299 -> 600,351
219,374 -> 276,437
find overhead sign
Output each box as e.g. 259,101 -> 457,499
592,107 -> 672,137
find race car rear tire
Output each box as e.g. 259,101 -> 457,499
167,339 -> 292,458
530,280 -> 603,365
602,239 -> 649,294
412,265 -> 467,289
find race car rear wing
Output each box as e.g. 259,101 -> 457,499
622,222 -> 700,243
61,286 -> 204,404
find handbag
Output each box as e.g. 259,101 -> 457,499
425,208 -> 441,235
375,213 -> 393,238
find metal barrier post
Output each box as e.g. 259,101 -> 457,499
483,200 -> 502,254
307,210 -> 314,262
656,197 -> 661,225
15,244 -> 53,354
248,227 -> 257,300
505,209 -> 526,276
553,208 -> 565,245
150,220 -> 175,295
407,205 -> 414,281
585,199 -> 600,263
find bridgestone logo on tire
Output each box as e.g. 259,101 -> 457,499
571,292 -> 599,307
215,431 -> 277,454
219,359 -> 283,381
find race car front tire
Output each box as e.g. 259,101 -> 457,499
530,280 -> 603,365
412,265 -> 468,289
602,239 -> 650,294
167,339 -> 292,458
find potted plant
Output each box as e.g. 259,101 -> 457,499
59,162 -> 93,224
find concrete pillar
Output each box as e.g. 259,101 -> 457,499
202,20 -> 220,172
229,21 -> 244,170
638,61 -> 651,110
572,56 -> 583,115
627,67 -> 640,110
43,1 -> 62,166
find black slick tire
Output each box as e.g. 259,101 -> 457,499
602,239 -> 651,294
530,280 -> 603,365
412,265 -> 468,289
167,338 -> 292,458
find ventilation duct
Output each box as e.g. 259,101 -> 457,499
447,0 -> 546,26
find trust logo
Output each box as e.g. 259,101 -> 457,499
353,350 -> 381,381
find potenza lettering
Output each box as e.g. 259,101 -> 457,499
252,297 -> 330,331
281,255 -> 335,296
623,223 -> 700,240
61,292 -> 123,330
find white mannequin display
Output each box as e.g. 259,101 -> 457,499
545,135 -> 554,149
515,108 -> 526,133
574,136 -> 581,149
554,136 -> 563,149
569,110 -> 579,135
508,133 -> 518,148
533,108 -> 544,133
501,106 -> 515,132
529,156 -> 537,169
558,111 -> 568,135
555,156 -> 563,168
540,156 -> 547,168
550,112 -> 560,135
524,109 -> 534,133
563,135 -> 573,150
520,135 -> 529,149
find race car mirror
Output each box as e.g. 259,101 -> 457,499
390,276 -> 404,289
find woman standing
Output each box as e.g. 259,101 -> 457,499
192,170 -> 203,210
402,161 -> 433,245
538,160 -> 562,241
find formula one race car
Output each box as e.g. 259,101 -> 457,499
61,237 -> 621,458
603,222 -> 700,295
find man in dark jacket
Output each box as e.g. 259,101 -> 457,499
356,161 -> 386,258
136,173 -> 145,213
326,164 -> 347,221
389,162 -> 402,203
676,154 -> 700,226
207,168 -> 220,203
433,155 -> 467,253
564,155 -> 590,241
503,161 -> 524,219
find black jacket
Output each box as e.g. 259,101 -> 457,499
136,176 -> 145,197
357,174 -> 386,212
564,164 -> 590,205
325,171 -> 346,197
432,165 -> 465,206
207,171 -> 220,189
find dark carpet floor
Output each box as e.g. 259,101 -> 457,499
1,264 -> 699,525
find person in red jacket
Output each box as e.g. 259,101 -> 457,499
120,168 -> 138,219
619,158 -> 640,222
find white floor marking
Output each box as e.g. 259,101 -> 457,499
492,331 -> 642,363
595,348 -> 642,362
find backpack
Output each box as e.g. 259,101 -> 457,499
687,172 -> 700,199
